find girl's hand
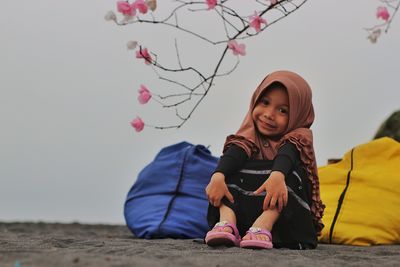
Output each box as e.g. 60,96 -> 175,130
205,172 -> 234,207
253,171 -> 288,212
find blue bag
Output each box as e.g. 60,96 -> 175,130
124,141 -> 218,239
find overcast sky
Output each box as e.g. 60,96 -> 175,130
1,0 -> 399,224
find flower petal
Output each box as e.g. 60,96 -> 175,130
206,0 -> 217,10
130,116 -> 145,132
117,1 -> 136,16
376,6 -> 390,21
135,0 -> 148,14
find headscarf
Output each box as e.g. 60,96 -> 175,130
224,70 -> 325,234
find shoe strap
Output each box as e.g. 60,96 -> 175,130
247,227 -> 272,241
213,221 -> 241,239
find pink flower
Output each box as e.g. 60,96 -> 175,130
206,0 -> 217,10
270,0 -> 278,5
228,40 -> 246,56
117,1 -> 136,17
376,6 -> 390,21
136,47 -> 152,65
134,0 -> 148,14
138,84 -> 152,104
249,12 -> 267,33
130,116 -> 145,132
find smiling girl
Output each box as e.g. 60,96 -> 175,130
204,70 -> 325,249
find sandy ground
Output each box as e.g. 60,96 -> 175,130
0,222 -> 399,267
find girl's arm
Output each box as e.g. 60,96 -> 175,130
214,145 -> 248,176
271,142 -> 300,177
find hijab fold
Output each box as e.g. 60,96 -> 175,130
224,70 -> 325,234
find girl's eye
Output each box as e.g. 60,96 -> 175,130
279,108 -> 289,114
261,99 -> 269,105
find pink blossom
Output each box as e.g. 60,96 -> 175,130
134,0 -> 148,14
130,116 -> 145,132
138,84 -> 152,104
249,12 -> 267,33
376,6 -> 390,21
206,0 -> 217,10
228,40 -> 246,56
270,0 -> 278,5
135,47 -> 152,65
117,1 -> 136,17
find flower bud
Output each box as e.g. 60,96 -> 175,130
104,11 -> 117,22
146,0 -> 157,11
127,40 -> 138,50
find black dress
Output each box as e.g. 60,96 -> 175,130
207,144 -> 318,249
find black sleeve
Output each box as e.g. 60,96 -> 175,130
272,142 -> 300,176
214,145 -> 248,177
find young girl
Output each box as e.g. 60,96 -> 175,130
205,70 -> 325,249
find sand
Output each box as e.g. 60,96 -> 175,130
1,222 -> 399,267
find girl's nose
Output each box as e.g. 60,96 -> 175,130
263,109 -> 274,120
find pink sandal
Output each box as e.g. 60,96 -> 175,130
205,221 -> 241,247
240,227 -> 273,249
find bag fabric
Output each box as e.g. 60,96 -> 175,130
207,160 -> 318,249
124,141 -> 218,239
318,137 -> 400,246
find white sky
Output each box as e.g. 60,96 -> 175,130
1,0 -> 399,224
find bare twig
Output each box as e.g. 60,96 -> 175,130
365,0 -> 400,42
109,0 -> 309,130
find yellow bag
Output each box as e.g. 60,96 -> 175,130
318,137 -> 400,246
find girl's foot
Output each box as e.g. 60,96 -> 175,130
205,221 -> 241,247
208,221 -> 233,233
240,227 -> 273,249
242,227 -> 271,241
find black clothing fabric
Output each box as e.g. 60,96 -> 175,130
271,142 -> 300,176
213,145 -> 248,177
214,143 -> 299,177
207,159 -> 317,249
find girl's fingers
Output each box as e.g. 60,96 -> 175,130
269,196 -> 277,209
283,192 -> 288,207
253,185 -> 265,195
225,190 -> 234,203
278,196 -> 284,212
263,194 -> 270,210
264,193 -> 274,210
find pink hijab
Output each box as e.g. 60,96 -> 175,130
224,70 -> 325,234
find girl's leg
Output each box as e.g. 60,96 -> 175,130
210,203 -> 236,233
242,209 -> 279,240
205,203 -> 241,247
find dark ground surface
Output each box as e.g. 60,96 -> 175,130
0,222 -> 399,267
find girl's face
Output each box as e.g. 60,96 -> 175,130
252,86 -> 289,138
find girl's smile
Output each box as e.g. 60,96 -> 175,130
258,119 -> 277,129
